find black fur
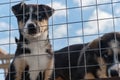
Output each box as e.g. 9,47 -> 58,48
51,43 -> 88,80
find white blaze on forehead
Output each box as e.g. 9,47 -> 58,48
29,7 -> 33,20
27,7 -> 33,23
110,40 -> 119,63
108,40 -> 120,77
24,7 -> 35,33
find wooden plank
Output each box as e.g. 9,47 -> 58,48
0,54 -> 14,59
0,63 -> 9,69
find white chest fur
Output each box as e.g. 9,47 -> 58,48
21,41 -> 50,80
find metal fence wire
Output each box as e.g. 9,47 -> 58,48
0,0 -> 120,80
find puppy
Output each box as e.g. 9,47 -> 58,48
51,43 -> 88,80
75,32 -> 120,79
5,2 -> 54,80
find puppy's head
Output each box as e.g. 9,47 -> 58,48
88,32 -> 120,77
12,2 -> 54,38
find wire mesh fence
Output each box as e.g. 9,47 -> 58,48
0,0 -> 120,80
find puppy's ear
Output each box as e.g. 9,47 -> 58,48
39,5 -> 54,19
89,38 -> 100,49
12,2 -> 26,16
15,37 -> 19,44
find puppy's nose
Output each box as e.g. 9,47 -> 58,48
110,70 -> 118,77
27,24 -> 37,35
28,24 -> 35,30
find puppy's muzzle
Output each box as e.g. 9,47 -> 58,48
110,70 -> 118,77
108,64 -> 120,77
27,23 -> 37,35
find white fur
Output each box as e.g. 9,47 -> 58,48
17,39 -> 51,80
110,40 -> 119,63
108,40 -> 120,77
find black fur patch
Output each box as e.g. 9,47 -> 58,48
20,48 -> 31,54
15,35 -> 31,57
15,47 -> 31,57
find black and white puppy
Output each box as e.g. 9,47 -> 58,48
75,32 -> 120,79
5,2 -> 54,80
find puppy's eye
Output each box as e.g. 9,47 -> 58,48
39,15 -> 42,19
102,51 -> 108,58
104,54 -> 108,58
23,17 -> 27,21
22,15 -> 29,21
32,14 -> 42,20
38,14 -> 42,19
32,14 -> 37,19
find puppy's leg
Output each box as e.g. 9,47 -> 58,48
97,67 -> 107,78
55,77 -> 64,80
44,58 -> 54,80
97,57 -> 107,78
14,58 -> 27,80
84,73 -> 95,79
